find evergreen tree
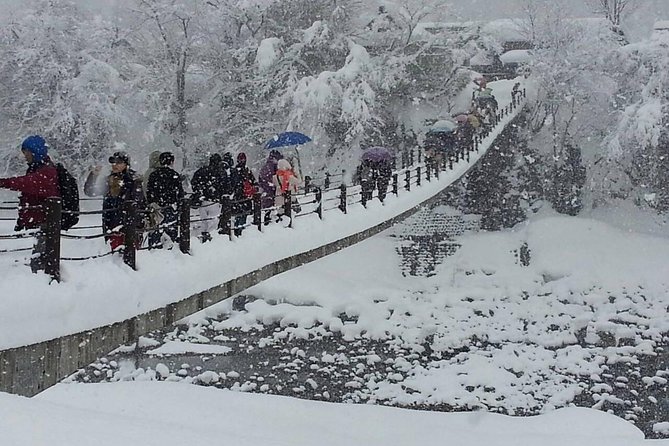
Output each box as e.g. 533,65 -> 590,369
549,142 -> 586,216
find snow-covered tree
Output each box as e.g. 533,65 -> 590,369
0,1 -> 122,176
594,29 -> 669,209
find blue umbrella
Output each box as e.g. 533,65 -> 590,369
264,131 -> 312,150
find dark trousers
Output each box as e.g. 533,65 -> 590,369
234,214 -> 247,236
30,231 -> 46,273
149,206 -> 178,248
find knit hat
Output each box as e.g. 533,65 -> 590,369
237,152 -> 247,163
277,159 -> 292,170
159,152 -> 175,166
21,135 -> 48,163
108,151 -> 130,165
222,152 -> 234,168
209,153 -> 222,166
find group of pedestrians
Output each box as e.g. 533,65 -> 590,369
0,135 -> 307,275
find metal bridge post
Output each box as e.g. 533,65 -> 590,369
426,162 -> 431,182
410,148 -> 415,166
392,173 -> 398,195
178,197 -> 190,254
416,166 -> 421,187
43,197 -> 61,282
122,200 -> 137,270
405,170 -> 411,191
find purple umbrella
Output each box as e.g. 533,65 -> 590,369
361,146 -> 393,162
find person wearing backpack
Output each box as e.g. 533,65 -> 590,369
84,151 -> 144,252
272,158 -> 300,221
229,152 -> 256,236
146,152 -> 184,248
0,135 -> 60,272
191,153 -> 227,243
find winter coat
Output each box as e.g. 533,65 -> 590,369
143,150 -> 161,193
258,152 -> 283,208
147,166 -> 185,207
191,159 -> 229,204
230,161 -> 256,213
84,168 -> 144,233
0,160 -> 60,230
272,160 -> 300,211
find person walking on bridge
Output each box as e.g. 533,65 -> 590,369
146,152 -> 184,248
0,135 -> 60,272
258,149 -> 283,224
191,153 -> 227,243
230,152 -> 256,237
273,158 -> 300,221
84,151 -> 144,252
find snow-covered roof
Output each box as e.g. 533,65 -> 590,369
653,20 -> 669,30
499,49 -> 532,65
469,51 -> 493,66
480,19 -> 526,42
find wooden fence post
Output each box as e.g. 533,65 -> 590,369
426,162 -> 431,182
338,184 -> 347,214
178,197 -> 190,254
284,191 -> 292,228
43,197 -> 61,282
304,176 -> 311,193
405,170 -> 411,191
315,187 -> 323,219
219,196 -> 232,240
252,193 -> 262,230
392,173 -> 398,195
122,200 -> 137,270
416,166 -> 421,187
324,172 -> 331,190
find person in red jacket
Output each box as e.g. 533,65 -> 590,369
0,135 -> 60,272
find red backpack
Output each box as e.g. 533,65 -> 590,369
243,178 -> 255,197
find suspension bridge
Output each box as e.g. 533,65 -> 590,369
0,79 -> 528,396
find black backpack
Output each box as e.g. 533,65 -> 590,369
55,163 -> 80,230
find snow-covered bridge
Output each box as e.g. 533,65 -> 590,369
0,79 -> 527,396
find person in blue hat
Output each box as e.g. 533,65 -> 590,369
0,135 -> 60,272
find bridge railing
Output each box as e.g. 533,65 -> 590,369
0,89 -> 526,282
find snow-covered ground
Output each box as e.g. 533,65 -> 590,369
0,381 -> 663,446
47,203 -> 669,441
